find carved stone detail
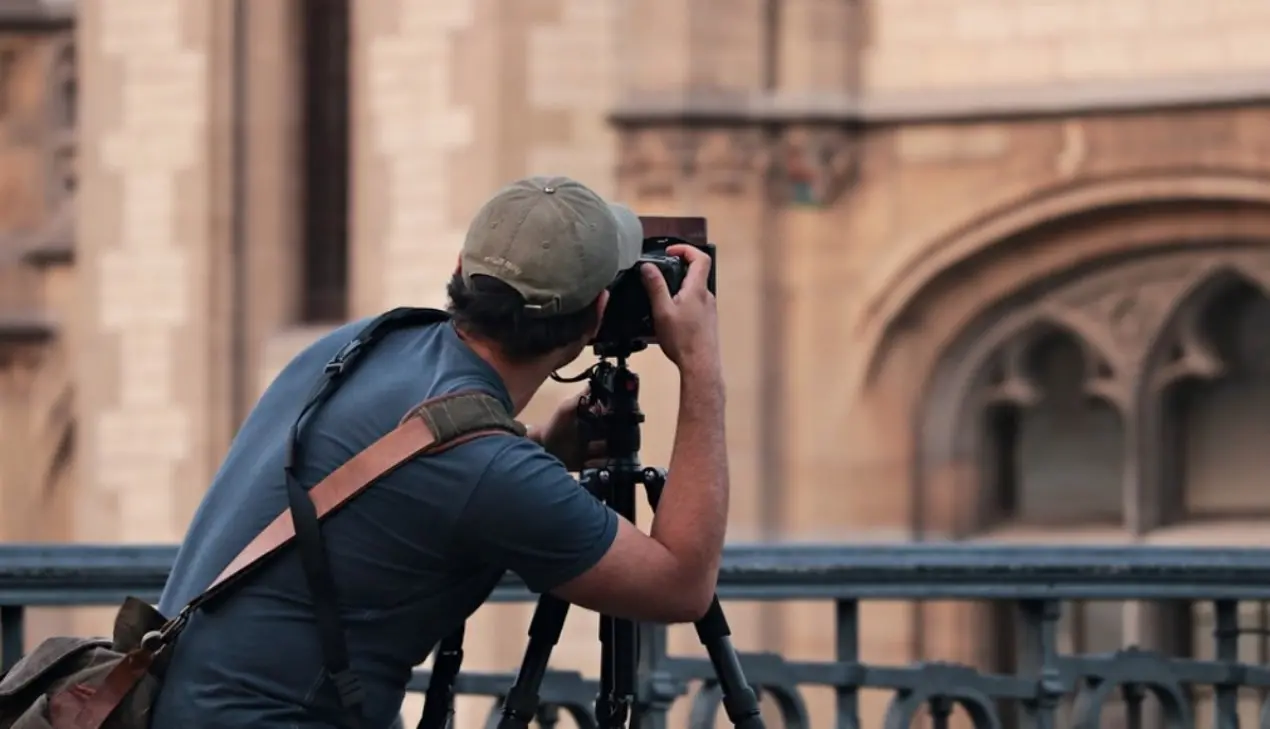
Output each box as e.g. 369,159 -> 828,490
974,324 -> 1124,413
977,337 -> 1042,409
44,32 -> 75,206
694,127 -> 772,196
1224,249 -> 1270,291
775,125 -> 859,207
1148,302 -> 1224,391
1043,255 -> 1220,374
971,249 -> 1270,407
0,43 -> 17,119
961,248 -> 1270,424
616,127 -> 694,199
616,124 -> 859,204
618,126 -> 774,199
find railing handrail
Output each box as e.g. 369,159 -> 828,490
6,542 -> 1270,605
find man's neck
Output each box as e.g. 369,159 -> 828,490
453,327 -> 554,415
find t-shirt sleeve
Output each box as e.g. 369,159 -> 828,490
456,438 -> 618,594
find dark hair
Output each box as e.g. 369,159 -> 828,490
446,273 -> 600,362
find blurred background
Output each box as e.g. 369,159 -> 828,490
3,0 -> 1270,726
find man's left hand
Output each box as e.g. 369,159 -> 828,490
530,389 -> 606,472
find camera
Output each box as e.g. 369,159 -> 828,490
592,216 -> 717,356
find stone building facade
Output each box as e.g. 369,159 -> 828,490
3,0 -> 1270,727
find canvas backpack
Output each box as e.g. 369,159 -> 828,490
0,307 -> 522,729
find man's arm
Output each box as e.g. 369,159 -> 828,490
455,386 -> 726,624
551,362 -> 727,621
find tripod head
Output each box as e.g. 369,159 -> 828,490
577,356 -> 642,470
552,352 -> 666,496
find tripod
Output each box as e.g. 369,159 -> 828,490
494,350 -> 766,729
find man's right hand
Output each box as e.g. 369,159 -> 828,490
640,245 -> 720,377
544,243 -> 730,624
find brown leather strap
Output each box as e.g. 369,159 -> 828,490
203,410 -> 513,600
202,416 -> 437,597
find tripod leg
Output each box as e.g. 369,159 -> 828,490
596,613 -> 638,729
694,599 -> 764,729
597,468 -> 640,729
642,475 -> 765,729
498,594 -> 572,729
418,625 -> 466,729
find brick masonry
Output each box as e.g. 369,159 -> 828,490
80,0 -> 208,545
359,0 -> 476,315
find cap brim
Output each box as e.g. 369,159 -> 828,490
608,203 -> 643,271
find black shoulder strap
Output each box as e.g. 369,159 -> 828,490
282,307 -> 457,729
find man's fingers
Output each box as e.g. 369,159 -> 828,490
640,262 -> 673,310
666,244 -> 712,293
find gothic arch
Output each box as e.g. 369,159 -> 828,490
920,307 -> 1123,464
1142,266 -> 1270,394
1134,264 -> 1270,527
916,244 -> 1270,535
860,170 -> 1270,388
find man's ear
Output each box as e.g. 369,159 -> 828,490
590,290 -> 610,340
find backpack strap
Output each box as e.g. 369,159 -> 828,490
66,308 -> 523,729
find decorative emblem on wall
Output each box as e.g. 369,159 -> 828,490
777,126 -> 859,208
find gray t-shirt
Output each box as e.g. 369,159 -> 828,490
149,317 -> 618,729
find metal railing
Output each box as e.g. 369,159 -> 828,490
5,543 -> 1270,729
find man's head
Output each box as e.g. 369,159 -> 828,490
448,175 -> 643,368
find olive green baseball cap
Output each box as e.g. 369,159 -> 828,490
460,175 -> 643,316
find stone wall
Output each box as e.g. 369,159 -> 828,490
42,2 -> 1270,729
76,0 -> 221,549
866,0 -> 1270,90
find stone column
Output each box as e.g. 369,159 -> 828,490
767,3 -> 887,727
76,0 -> 229,556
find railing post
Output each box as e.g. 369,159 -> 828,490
1212,599 -> 1239,729
835,598 -> 860,729
1015,599 -> 1061,729
1,604 -> 24,671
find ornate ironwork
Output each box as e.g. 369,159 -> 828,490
5,544 -> 1270,728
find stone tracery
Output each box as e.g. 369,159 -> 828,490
952,249 -> 1270,425
920,244 -> 1270,536
917,245 -> 1270,673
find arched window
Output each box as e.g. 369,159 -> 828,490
980,326 -> 1125,526
919,247 -> 1270,728
1160,278 -> 1270,518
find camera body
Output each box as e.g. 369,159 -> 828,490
592,216 -> 716,356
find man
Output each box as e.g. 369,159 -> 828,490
149,176 -> 730,729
